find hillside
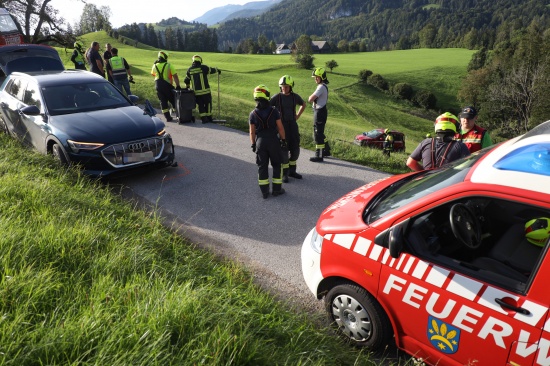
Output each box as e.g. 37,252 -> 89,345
194,0 -> 283,25
217,0 -> 550,51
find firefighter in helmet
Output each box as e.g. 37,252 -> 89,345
308,67 -> 330,162
184,55 -> 220,123
71,42 -> 86,70
383,128 -> 394,157
150,51 -> 181,122
270,75 -> 306,181
249,85 -> 287,199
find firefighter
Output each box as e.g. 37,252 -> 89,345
184,55 -> 220,123
383,128 -> 394,157
270,75 -> 306,182
150,51 -> 181,122
308,67 -> 330,162
249,85 -> 287,199
71,42 -> 86,70
455,106 -> 493,153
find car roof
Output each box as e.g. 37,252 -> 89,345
470,120 -> 550,195
9,70 -> 107,86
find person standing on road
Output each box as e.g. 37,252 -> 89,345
151,50 -> 181,122
184,55 -> 220,123
103,43 -> 114,83
106,47 -> 133,96
270,75 -> 306,182
71,42 -> 86,70
454,106 -> 493,153
308,67 -> 330,162
406,113 -> 470,171
85,41 -> 105,78
249,85 -> 287,199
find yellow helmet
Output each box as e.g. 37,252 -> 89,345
253,84 -> 270,101
525,218 -> 550,246
192,55 -> 202,63
384,129 -> 390,134
158,51 -> 168,60
312,67 -> 327,80
435,112 -> 459,133
279,75 -> 294,88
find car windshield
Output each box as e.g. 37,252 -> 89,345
365,150 -> 491,223
364,129 -> 382,138
42,81 -> 132,116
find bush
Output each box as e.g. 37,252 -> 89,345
367,73 -> 389,91
295,54 -> 315,69
358,69 -> 373,82
392,83 -> 414,100
413,89 -> 438,109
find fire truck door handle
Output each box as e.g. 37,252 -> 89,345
495,298 -> 531,315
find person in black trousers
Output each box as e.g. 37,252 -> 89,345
249,85 -> 287,199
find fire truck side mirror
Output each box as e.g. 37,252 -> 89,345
388,226 -> 403,258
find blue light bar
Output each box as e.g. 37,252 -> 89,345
494,143 -> 550,176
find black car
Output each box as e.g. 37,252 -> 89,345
0,70 -> 176,177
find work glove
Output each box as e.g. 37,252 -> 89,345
280,139 -> 287,149
251,144 -> 256,153
176,85 -> 181,91
217,68 -> 221,74
128,75 -> 135,84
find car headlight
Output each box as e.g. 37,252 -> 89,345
310,228 -> 324,254
67,140 -> 104,153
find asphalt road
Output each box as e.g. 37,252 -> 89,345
112,117 -> 390,312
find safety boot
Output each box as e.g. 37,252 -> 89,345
309,149 -> 323,162
272,188 -> 286,197
323,141 -> 331,157
288,165 -> 302,179
164,112 -> 173,122
260,185 -> 270,199
282,168 -> 289,183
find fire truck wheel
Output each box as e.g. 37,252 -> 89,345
325,283 -> 393,350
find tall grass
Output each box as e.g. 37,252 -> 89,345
0,135 -> 390,365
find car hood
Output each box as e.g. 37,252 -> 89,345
50,106 -> 164,143
316,175 -> 398,234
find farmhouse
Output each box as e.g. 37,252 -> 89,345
275,44 -> 291,54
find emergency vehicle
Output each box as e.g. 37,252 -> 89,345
0,8 -> 23,46
301,121 -> 550,365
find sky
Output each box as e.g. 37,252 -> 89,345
49,0 -> 255,28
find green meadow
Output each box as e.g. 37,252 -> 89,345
59,31 -> 475,174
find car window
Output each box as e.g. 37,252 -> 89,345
404,196 -> 549,294
6,77 -> 25,100
365,130 -> 382,138
23,81 -> 42,110
42,81 -> 132,115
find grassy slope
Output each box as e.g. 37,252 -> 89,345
0,135 -> 383,365
58,31 -> 474,174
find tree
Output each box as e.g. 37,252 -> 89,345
3,0 -> 77,45
79,4 -> 112,34
325,60 -> 338,72
293,34 -> 314,68
337,39 -> 348,52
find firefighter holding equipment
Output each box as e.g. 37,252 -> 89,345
383,128 -> 394,157
270,75 -> 306,182
71,42 -> 86,70
249,85 -> 287,199
184,55 -> 220,123
151,51 -> 181,122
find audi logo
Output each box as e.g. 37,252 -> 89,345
127,142 -> 146,151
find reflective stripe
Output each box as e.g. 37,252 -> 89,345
289,160 -> 297,166
272,178 -> 283,184
315,144 -> 325,149
282,163 -> 289,169
258,179 -> 269,186
109,56 -> 127,78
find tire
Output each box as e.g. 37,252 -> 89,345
52,143 -> 69,166
325,283 -> 393,351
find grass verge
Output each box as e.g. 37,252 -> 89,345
0,134 -> 399,365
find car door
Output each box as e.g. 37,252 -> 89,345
19,81 -> 48,152
377,194 -> 548,365
0,77 -> 26,137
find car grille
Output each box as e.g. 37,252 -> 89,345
101,137 -> 166,168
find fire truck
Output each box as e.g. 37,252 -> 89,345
0,8 -> 23,46
302,121 -> 550,365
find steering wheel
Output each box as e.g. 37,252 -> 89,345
449,203 -> 482,249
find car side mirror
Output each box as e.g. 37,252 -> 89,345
374,218 -> 409,258
128,95 -> 139,104
20,105 -> 40,116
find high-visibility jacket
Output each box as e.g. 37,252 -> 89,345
109,56 -> 127,79
454,124 -> 487,153
185,62 -> 218,96
73,49 -> 85,64
151,61 -> 177,85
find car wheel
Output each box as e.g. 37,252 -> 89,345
325,283 -> 393,350
52,143 -> 69,166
